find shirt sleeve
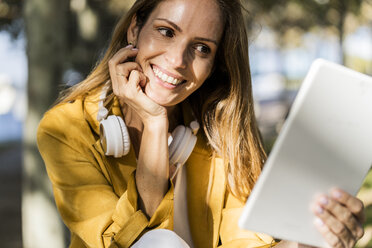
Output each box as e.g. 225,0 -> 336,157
37,112 -> 174,248
218,191 -> 277,248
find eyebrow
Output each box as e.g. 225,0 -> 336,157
195,37 -> 218,46
155,18 -> 218,46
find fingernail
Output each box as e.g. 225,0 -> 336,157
319,196 -> 328,206
316,205 -> 324,214
125,44 -> 133,49
314,217 -> 324,227
332,190 -> 342,199
131,47 -> 138,51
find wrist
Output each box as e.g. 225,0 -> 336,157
142,116 -> 169,131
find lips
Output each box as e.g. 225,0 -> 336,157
151,65 -> 186,86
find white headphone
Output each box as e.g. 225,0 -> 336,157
97,85 -> 200,167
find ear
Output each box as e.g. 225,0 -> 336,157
127,15 -> 140,46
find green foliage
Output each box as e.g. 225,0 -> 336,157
0,0 -> 22,37
244,0 -> 364,37
362,169 -> 372,189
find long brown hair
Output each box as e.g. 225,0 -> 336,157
58,0 -> 266,201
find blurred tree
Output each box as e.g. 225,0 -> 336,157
23,0 -> 69,247
245,0 -> 364,63
57,0 -> 134,82
20,0 -> 134,247
0,0 -> 23,37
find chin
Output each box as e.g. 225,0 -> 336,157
145,86 -> 179,107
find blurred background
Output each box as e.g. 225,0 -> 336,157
0,0 -> 371,247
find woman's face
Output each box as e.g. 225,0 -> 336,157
129,0 -> 224,107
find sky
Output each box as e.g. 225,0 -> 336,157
0,31 -> 27,141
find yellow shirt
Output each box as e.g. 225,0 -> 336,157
37,90 -> 276,248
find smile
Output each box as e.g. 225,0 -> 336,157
152,66 -> 185,86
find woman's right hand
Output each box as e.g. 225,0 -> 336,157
108,44 -> 167,126
109,45 -> 170,218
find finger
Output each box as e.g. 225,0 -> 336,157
116,62 -> 143,78
312,202 -> 355,247
128,70 -> 148,90
318,195 -> 364,240
313,217 -> 344,248
109,45 -> 139,66
126,70 -> 165,118
108,47 -> 139,86
123,70 -> 143,100
138,72 -> 148,89
330,188 -> 365,223
108,48 -> 137,92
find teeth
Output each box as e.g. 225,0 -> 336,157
153,67 -> 182,85
161,74 -> 168,82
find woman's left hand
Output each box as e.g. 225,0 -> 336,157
310,188 -> 365,248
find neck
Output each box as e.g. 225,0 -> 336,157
166,104 -> 182,132
121,103 -> 183,157
121,104 -> 181,133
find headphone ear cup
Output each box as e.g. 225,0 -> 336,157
100,115 -> 130,157
169,125 -> 197,166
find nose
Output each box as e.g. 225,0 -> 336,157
165,42 -> 188,69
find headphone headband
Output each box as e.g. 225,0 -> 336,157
97,83 -> 110,122
98,84 -> 200,166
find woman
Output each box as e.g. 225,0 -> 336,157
37,0 -> 365,247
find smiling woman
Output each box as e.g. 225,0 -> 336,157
36,0 -> 366,247
130,0 -> 223,106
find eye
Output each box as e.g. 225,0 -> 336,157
195,44 -> 211,55
158,27 -> 174,38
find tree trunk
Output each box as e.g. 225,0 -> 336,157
337,0 -> 348,65
22,0 -> 69,247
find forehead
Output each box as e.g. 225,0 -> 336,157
148,0 -> 224,40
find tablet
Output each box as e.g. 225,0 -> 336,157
238,59 -> 372,247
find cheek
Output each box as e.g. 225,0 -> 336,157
193,61 -> 214,85
136,40 -> 156,60
135,39 -> 168,71
136,29 -> 168,56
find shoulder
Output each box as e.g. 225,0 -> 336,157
43,99 -> 85,121
38,99 -> 86,139
37,93 -> 100,154
38,87 -> 103,139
